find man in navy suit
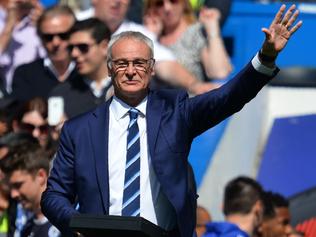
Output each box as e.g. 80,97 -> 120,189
41,5 -> 302,237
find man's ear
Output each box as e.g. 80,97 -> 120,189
253,200 -> 264,224
150,60 -> 156,76
151,66 -> 155,76
100,39 -> 108,52
253,200 -> 263,213
36,168 -> 48,186
107,64 -> 113,77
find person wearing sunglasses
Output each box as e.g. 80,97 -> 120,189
42,4 -> 302,237
49,18 -> 113,119
11,97 -> 53,151
143,0 -> 232,84
91,0 -> 216,95
11,5 -> 77,103
0,0 -> 45,93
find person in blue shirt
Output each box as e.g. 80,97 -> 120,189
203,176 -> 264,237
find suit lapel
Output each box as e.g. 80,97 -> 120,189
88,99 -> 112,213
147,92 -> 164,158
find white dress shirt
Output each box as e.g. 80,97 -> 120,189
108,96 -> 176,230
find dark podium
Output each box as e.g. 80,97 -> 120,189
69,214 -> 169,237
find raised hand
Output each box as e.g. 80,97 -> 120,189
143,9 -> 163,37
198,7 -> 221,38
261,4 -> 302,58
29,0 -> 44,25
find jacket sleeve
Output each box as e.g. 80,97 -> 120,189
41,122 -> 79,236
186,62 -> 278,138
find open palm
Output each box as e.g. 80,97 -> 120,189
261,4 -> 302,57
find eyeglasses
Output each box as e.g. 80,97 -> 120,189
67,43 -> 97,54
20,122 -> 49,134
41,32 -> 70,42
154,0 -> 180,7
110,58 -> 155,72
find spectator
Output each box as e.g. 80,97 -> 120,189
11,4 -> 77,102
258,191 -> 288,237
0,133 -> 39,237
92,0 -> 215,95
196,205 -> 212,237
259,191 -> 303,237
12,97 -> 55,152
0,146 -> 60,237
0,132 -> 38,159
143,0 -> 232,82
0,0 -> 45,93
204,176 -> 264,237
49,18 -> 112,119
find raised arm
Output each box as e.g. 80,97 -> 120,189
187,5 -> 302,137
199,7 -> 233,80
0,0 -> 18,54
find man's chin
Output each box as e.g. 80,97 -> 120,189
20,201 -> 31,210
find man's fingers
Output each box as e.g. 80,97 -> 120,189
281,4 -> 296,26
286,9 -> 299,29
289,20 -> 303,35
271,4 -> 286,26
261,28 -> 271,40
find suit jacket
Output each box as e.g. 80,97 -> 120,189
41,63 -> 277,237
11,58 -> 78,102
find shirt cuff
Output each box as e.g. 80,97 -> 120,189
251,52 -> 277,76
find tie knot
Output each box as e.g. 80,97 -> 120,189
129,108 -> 139,120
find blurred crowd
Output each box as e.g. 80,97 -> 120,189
0,0 -> 310,237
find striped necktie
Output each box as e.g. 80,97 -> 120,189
122,108 -> 140,216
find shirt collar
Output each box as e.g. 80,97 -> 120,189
83,76 -> 112,97
43,57 -> 75,79
111,95 -> 147,121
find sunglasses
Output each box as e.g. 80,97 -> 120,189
154,0 -> 180,7
67,43 -> 97,54
20,122 -> 49,134
41,32 -> 70,42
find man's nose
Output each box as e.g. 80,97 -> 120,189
32,127 -> 40,138
11,189 -> 20,200
51,35 -> 62,45
125,62 -> 136,75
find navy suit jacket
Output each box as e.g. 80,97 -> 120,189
41,63 -> 277,237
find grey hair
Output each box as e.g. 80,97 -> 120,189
107,31 -> 154,67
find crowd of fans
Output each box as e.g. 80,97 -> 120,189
0,0 -> 310,237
